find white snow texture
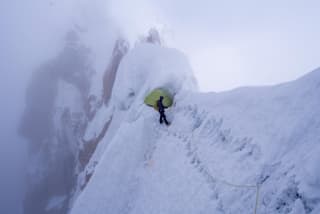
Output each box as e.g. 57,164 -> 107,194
71,42 -> 320,214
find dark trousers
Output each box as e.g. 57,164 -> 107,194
159,111 -> 169,125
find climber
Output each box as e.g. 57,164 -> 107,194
144,88 -> 173,125
157,96 -> 170,125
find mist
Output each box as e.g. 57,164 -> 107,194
0,0 -> 117,213
1,0 -> 320,213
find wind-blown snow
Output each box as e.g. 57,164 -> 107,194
71,42 -> 320,214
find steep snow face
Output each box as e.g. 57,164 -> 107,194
71,43 -> 320,214
186,68 -> 320,163
75,42 -> 198,191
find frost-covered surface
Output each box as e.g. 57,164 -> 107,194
71,41 -> 320,214
110,43 -> 198,110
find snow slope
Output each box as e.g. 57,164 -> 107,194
70,42 -> 320,214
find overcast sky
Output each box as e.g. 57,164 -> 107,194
2,0 -> 320,92
165,1 -> 320,91
110,0 -> 320,91
1,0 -> 320,212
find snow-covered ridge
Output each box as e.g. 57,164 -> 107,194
75,39 -> 198,195
71,36 -> 320,214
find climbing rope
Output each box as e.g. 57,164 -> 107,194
183,174 -> 261,214
254,184 -> 260,214
217,179 -> 260,214
150,114 -> 262,214
188,132 -> 261,214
